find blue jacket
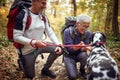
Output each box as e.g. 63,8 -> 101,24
63,26 -> 91,55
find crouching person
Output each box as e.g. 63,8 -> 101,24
63,14 -> 92,80
13,0 -> 62,79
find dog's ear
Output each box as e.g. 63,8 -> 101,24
101,32 -> 106,42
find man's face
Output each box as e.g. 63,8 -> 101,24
36,0 -> 47,12
76,22 -> 90,34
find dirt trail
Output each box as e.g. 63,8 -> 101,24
0,44 -> 87,80
0,44 -> 120,80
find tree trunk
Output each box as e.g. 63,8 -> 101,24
54,7 -> 56,18
105,0 -> 113,31
112,0 -> 119,37
72,0 -> 77,16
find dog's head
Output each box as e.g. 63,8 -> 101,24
91,31 -> 106,46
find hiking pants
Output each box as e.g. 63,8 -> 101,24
63,52 -> 88,79
22,46 -> 59,79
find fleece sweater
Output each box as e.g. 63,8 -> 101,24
13,9 -> 59,55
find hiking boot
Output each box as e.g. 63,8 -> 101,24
80,68 -> 87,79
41,68 -> 56,78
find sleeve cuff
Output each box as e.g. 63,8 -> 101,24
30,39 -> 36,48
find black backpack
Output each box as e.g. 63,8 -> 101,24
61,16 -> 76,43
6,0 -> 32,74
7,0 -> 31,43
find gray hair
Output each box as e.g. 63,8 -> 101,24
76,14 -> 91,23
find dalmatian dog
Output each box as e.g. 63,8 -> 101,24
87,31 -> 119,80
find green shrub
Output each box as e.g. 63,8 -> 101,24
0,35 -> 9,48
106,36 -> 120,48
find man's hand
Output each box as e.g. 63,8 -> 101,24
73,41 -> 85,51
35,40 -> 46,48
54,47 -> 62,55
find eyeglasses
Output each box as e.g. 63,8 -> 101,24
78,23 -> 89,29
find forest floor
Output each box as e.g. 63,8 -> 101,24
0,44 -> 120,80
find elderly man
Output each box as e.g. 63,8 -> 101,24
14,0 -> 62,79
63,14 -> 92,80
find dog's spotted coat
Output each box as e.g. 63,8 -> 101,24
87,32 -> 119,80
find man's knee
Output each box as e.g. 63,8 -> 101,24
78,52 -> 88,66
78,52 -> 88,60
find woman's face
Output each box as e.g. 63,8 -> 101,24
76,22 -> 90,34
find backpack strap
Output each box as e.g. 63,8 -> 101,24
69,27 -> 76,40
81,33 -> 86,42
41,13 -> 46,23
42,13 -> 47,38
41,13 -> 47,40
25,9 -> 32,30
18,48 -> 26,73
